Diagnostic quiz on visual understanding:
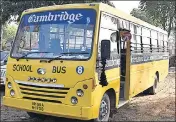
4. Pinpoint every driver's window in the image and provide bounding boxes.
[97,12,120,69]
[98,28,118,60]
